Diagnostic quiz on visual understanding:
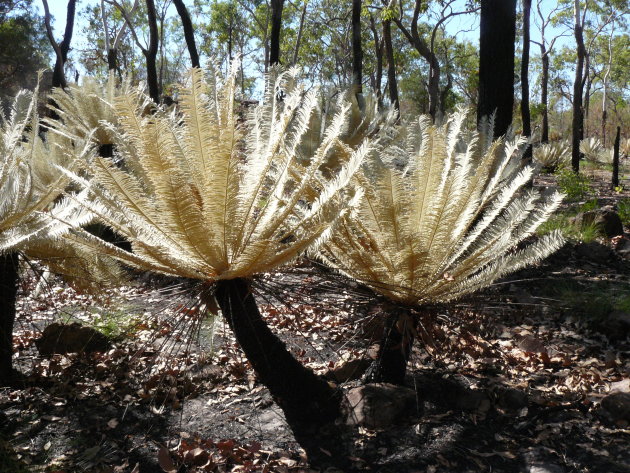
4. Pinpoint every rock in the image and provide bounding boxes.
[614,237,630,259]
[325,358,371,383]
[344,383,420,429]
[601,392,630,423]
[594,311,630,340]
[575,241,616,264]
[571,209,624,238]
[36,322,112,356]
[496,387,528,410]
